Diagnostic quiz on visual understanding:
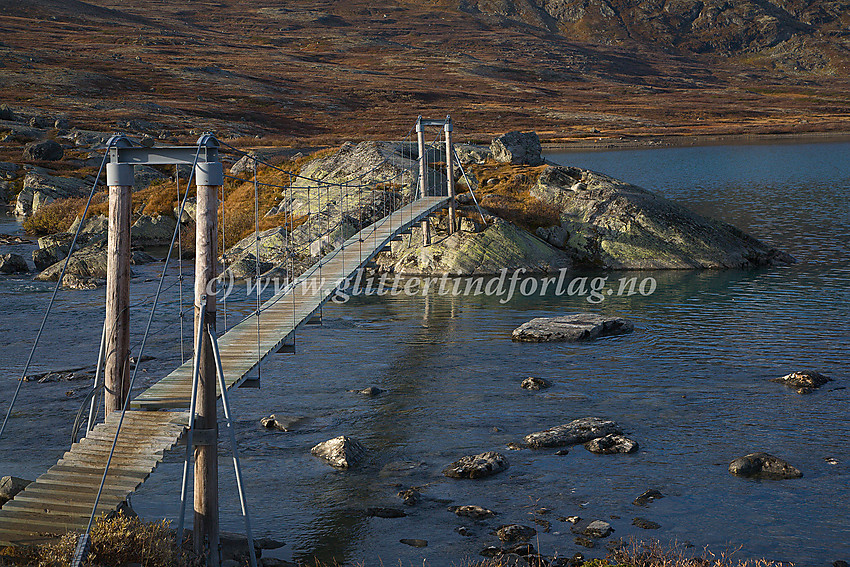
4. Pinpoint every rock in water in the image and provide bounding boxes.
[496,524,537,543]
[260,414,305,432]
[521,377,550,390]
[633,489,664,506]
[23,139,64,161]
[367,507,406,518]
[524,417,622,449]
[0,476,32,506]
[770,370,832,394]
[310,436,366,469]
[35,239,108,282]
[532,166,795,269]
[512,314,633,342]
[443,451,509,479]
[584,434,639,454]
[399,538,428,548]
[491,131,544,166]
[728,452,802,479]
[0,253,29,274]
[449,505,497,519]
[632,517,661,529]
[584,520,613,538]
